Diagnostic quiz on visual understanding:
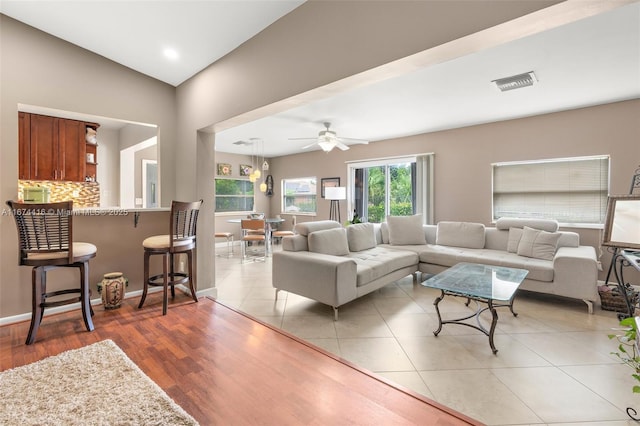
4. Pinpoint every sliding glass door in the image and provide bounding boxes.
[349,155,433,223]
